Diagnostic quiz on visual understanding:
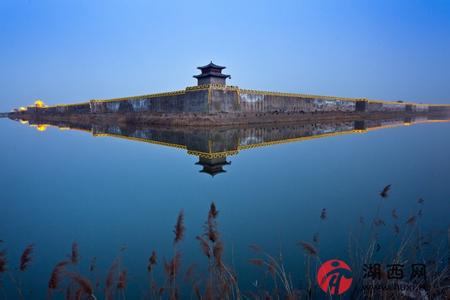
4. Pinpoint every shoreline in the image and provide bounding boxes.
[8,110,450,127]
